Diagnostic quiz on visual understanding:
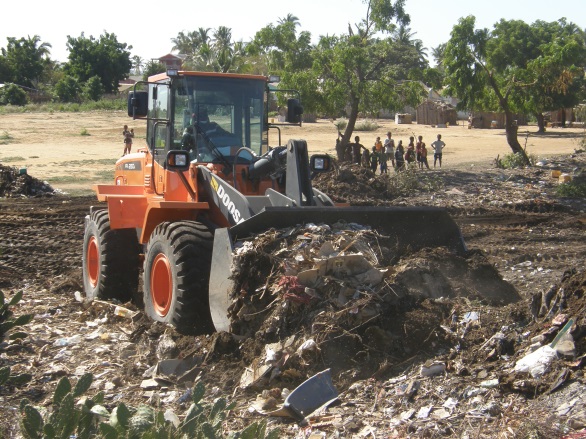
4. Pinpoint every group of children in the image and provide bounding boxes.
[352,132,446,174]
